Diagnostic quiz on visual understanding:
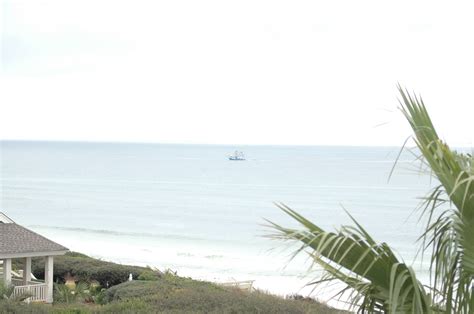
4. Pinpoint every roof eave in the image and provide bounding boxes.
[0,249,69,259]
